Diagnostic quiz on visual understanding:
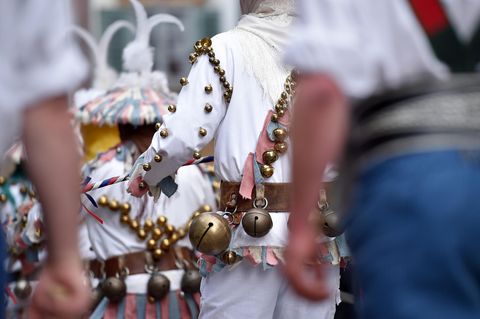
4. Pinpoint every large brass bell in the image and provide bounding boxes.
[242,199,273,238]
[189,213,231,255]
[147,273,170,300]
[181,270,202,294]
[14,279,32,300]
[322,210,343,238]
[101,277,126,302]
